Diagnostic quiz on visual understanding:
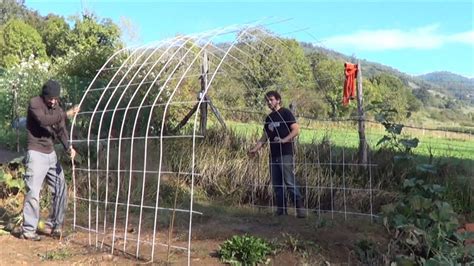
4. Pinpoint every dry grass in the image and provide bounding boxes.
[71,124,472,221]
